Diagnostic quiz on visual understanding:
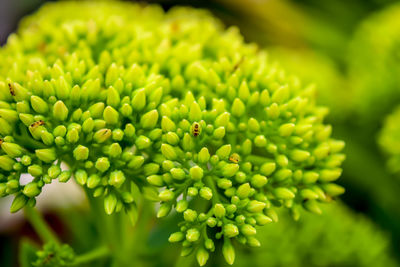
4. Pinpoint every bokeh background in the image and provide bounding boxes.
[1,0,400,266]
